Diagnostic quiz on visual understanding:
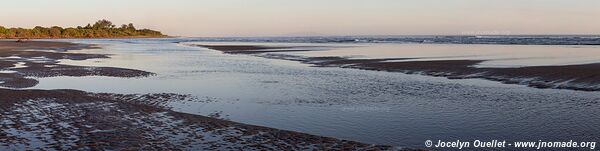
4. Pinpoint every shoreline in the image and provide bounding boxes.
[197,44,600,91]
[0,41,153,88]
[0,36,172,40]
[0,88,393,150]
[0,40,396,150]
